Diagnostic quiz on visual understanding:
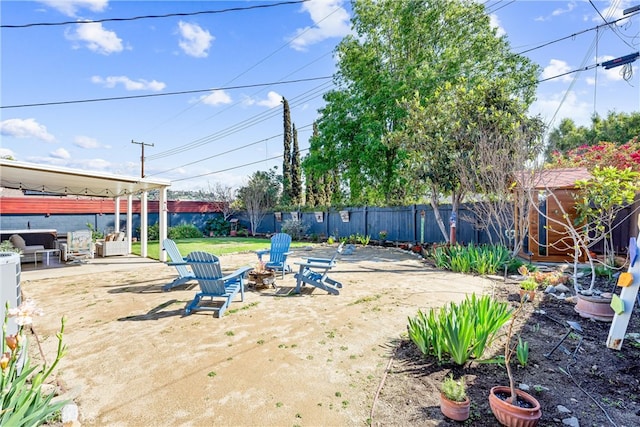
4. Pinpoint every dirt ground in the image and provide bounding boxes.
[21,245,640,426]
[21,245,492,426]
[373,265,640,427]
